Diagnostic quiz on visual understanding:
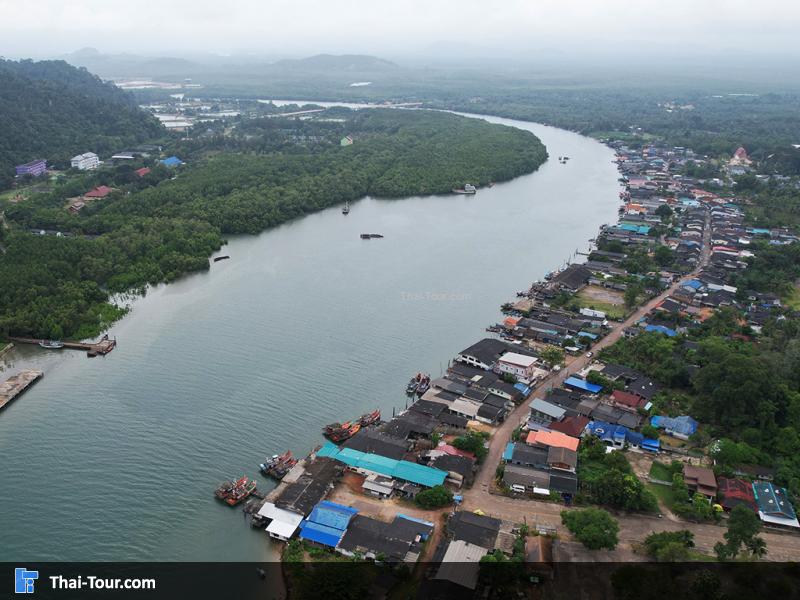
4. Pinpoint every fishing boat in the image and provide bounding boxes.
[225,478,257,506]
[360,233,371,239]
[213,255,230,262]
[452,183,477,194]
[406,378,419,395]
[359,409,381,427]
[342,201,350,215]
[215,475,253,504]
[259,450,298,480]
[368,233,383,238]
[415,373,431,396]
[39,340,64,349]
[323,420,361,443]
[323,420,350,436]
